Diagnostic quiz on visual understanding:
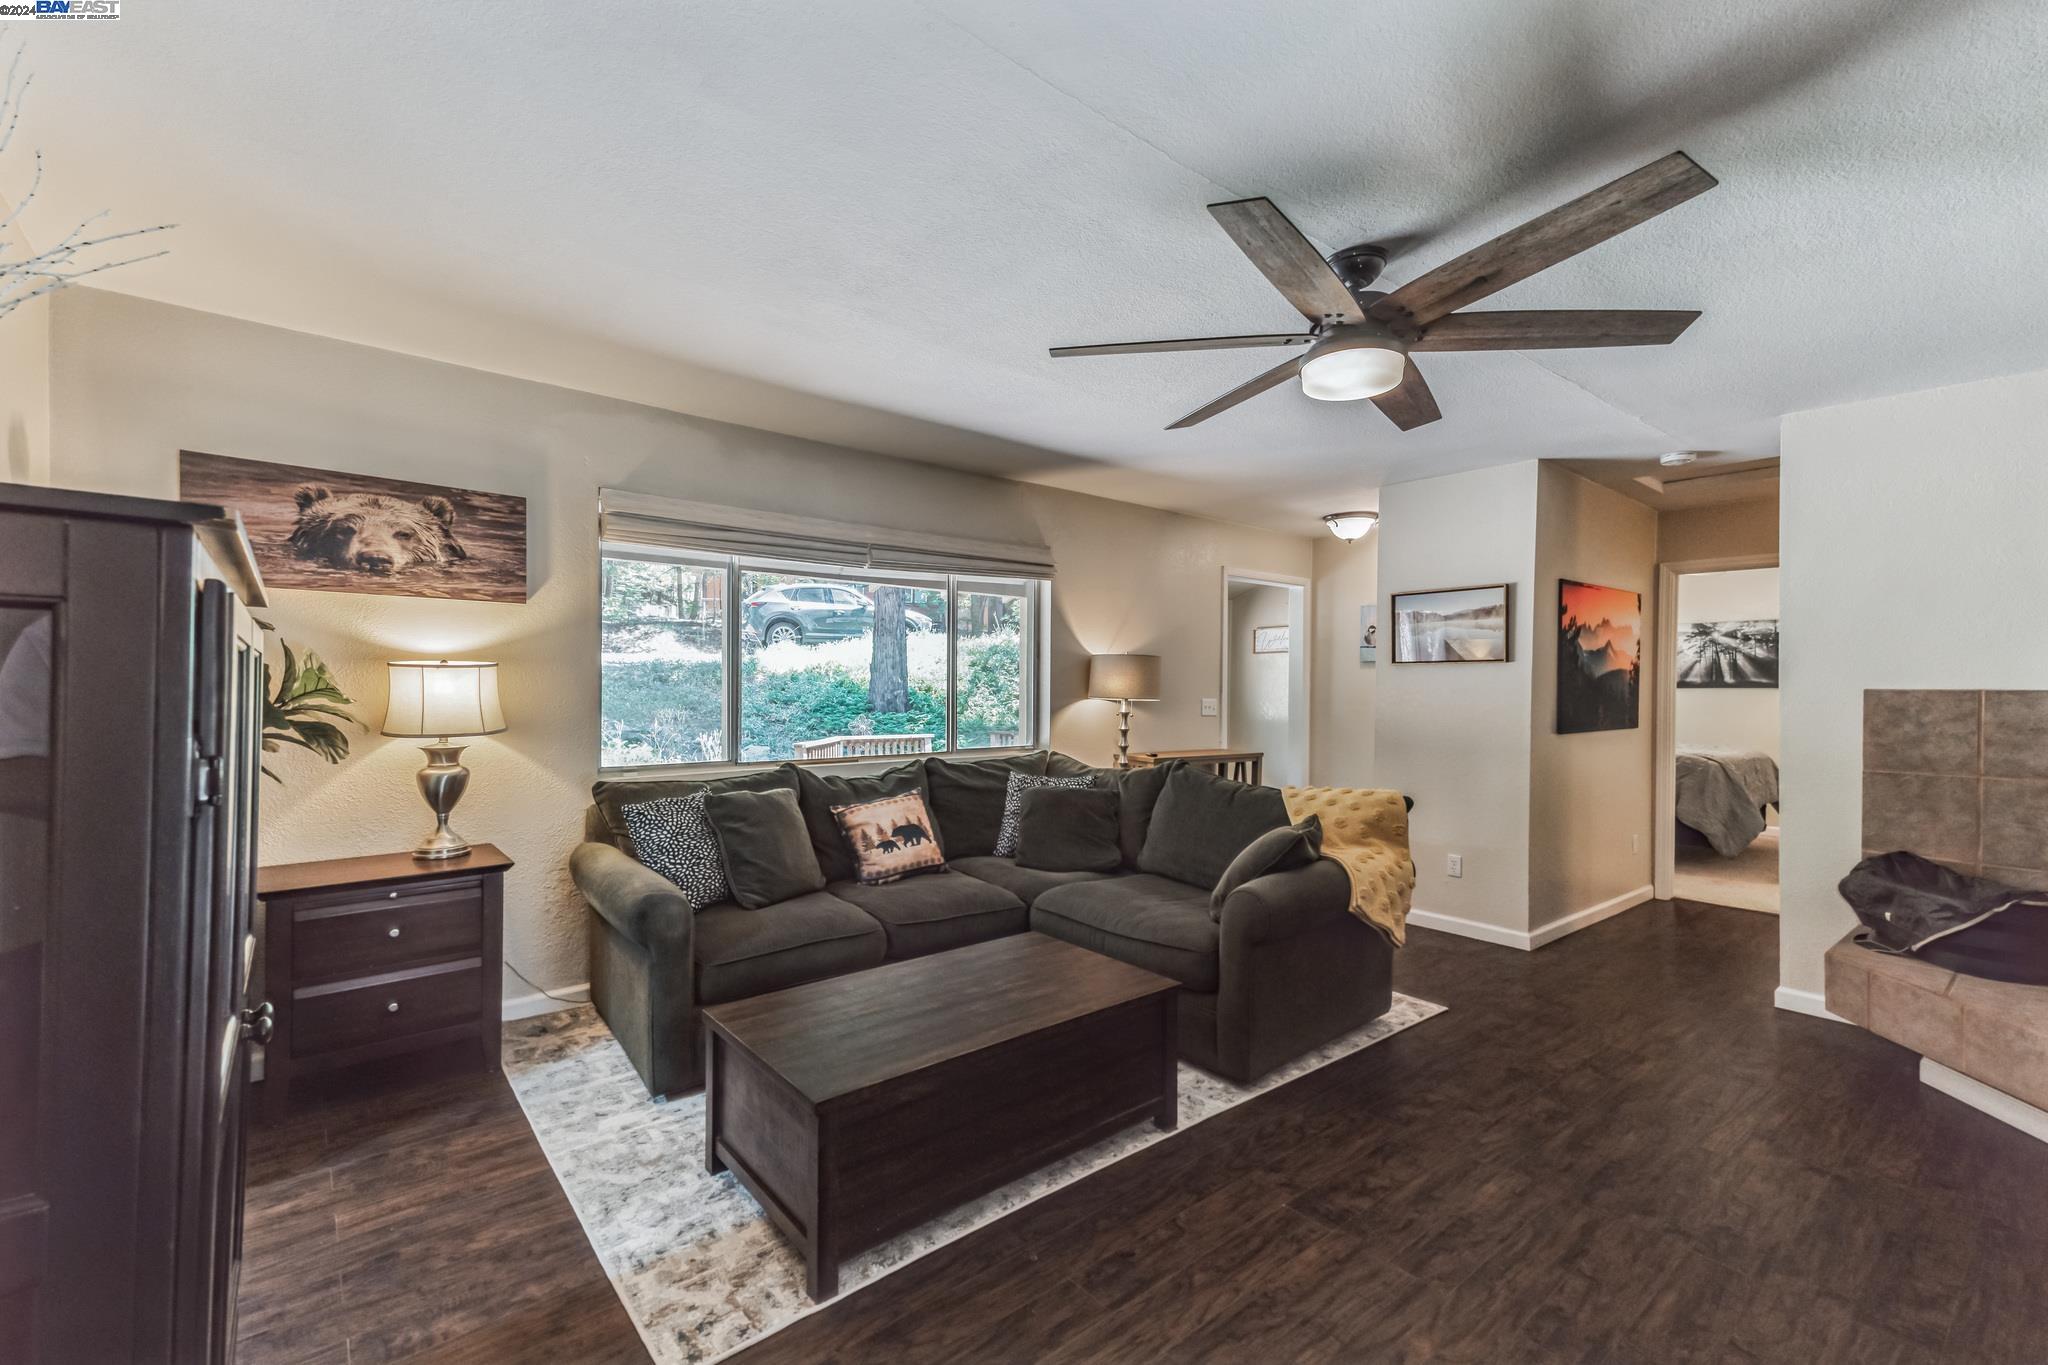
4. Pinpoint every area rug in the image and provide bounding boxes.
[503,992,1445,1365]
